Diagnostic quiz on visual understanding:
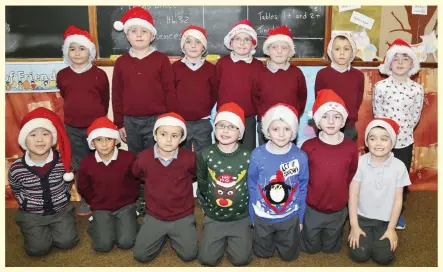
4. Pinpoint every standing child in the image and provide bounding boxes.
[197,102,253,266]
[132,113,197,263]
[57,25,110,216]
[374,38,424,230]
[8,107,79,256]
[300,89,358,254]
[173,25,217,153]
[348,118,410,265]
[216,19,263,150]
[77,117,139,252]
[254,26,307,145]
[315,33,364,141]
[248,103,309,261]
